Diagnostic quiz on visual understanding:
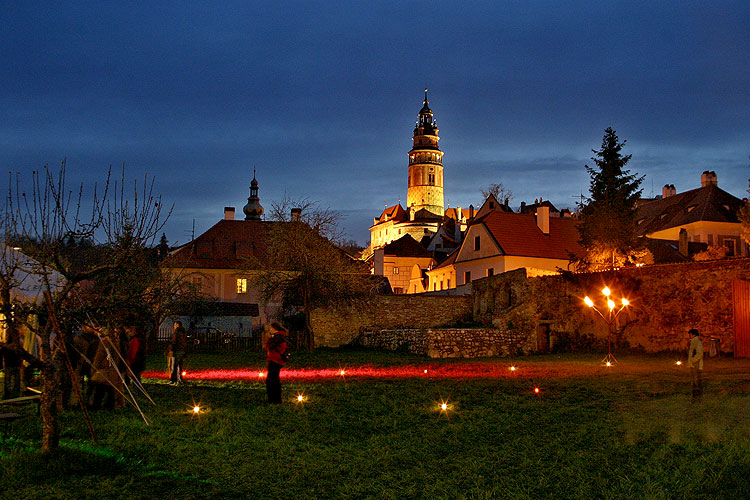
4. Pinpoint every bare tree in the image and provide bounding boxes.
[1,161,170,452]
[480,183,513,205]
[268,192,345,243]
[252,197,375,351]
